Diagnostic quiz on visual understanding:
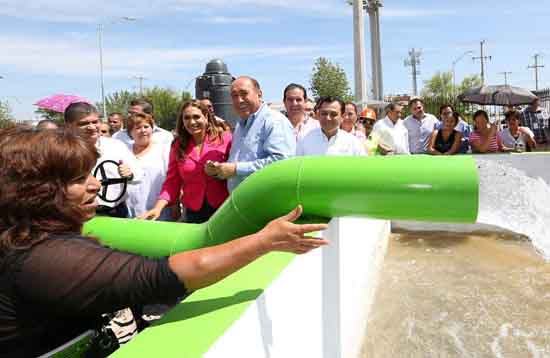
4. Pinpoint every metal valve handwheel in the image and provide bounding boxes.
[93,160,128,203]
